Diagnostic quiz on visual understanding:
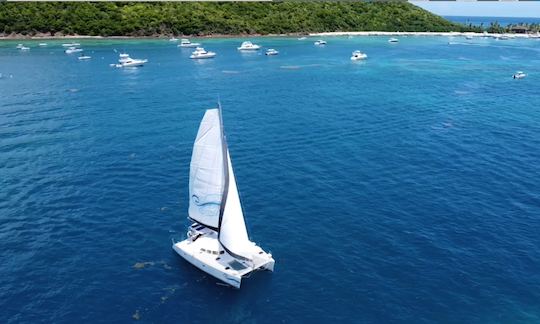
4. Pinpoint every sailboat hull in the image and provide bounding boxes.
[172,227,274,288]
